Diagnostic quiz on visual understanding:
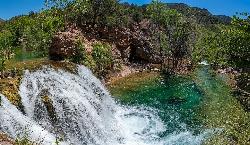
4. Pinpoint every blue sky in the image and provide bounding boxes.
[0,0,249,20]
